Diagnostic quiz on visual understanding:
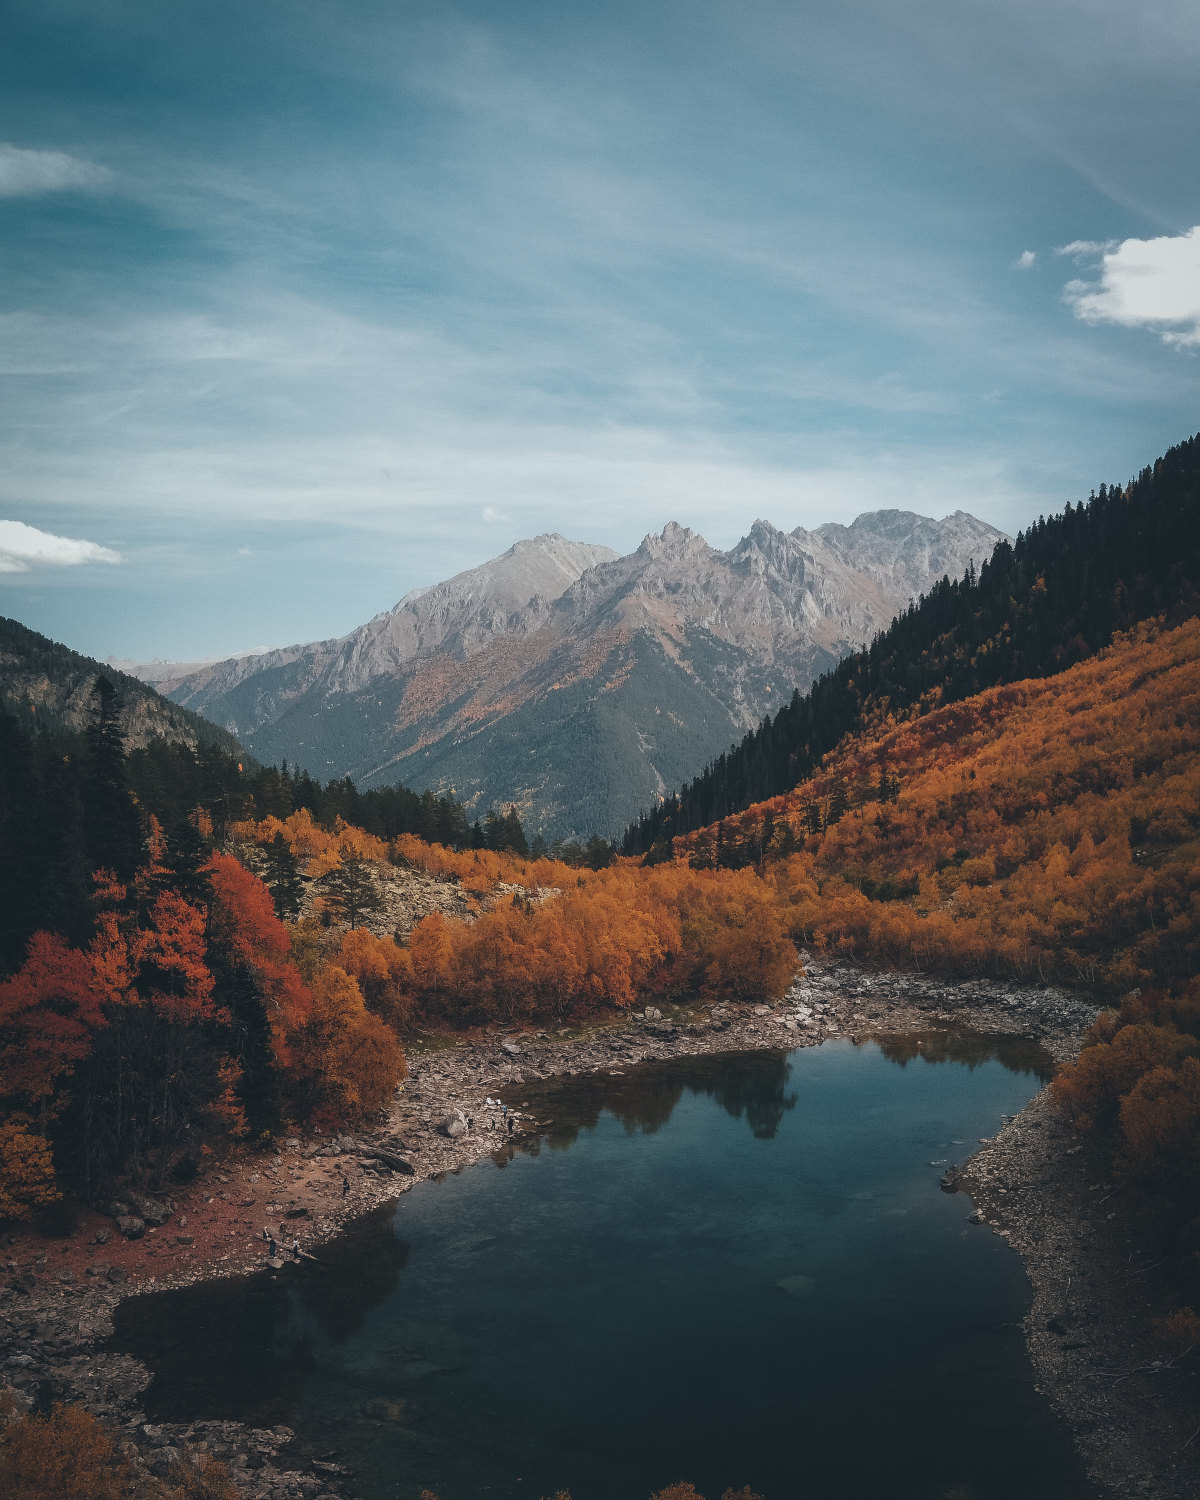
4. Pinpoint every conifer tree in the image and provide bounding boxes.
[82,678,143,882]
[263,832,304,919]
[318,849,382,929]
